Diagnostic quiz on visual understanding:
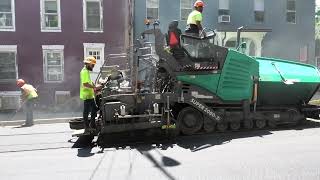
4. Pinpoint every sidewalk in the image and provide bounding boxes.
[0,110,82,126]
